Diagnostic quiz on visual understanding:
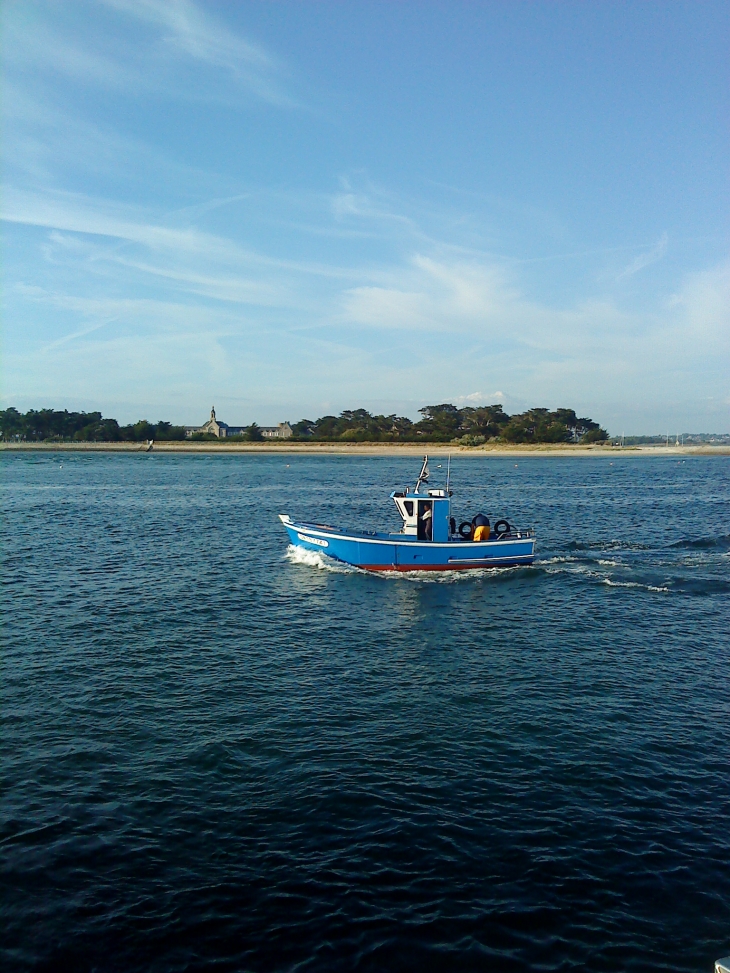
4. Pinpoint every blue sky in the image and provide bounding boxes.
[2,0,728,433]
